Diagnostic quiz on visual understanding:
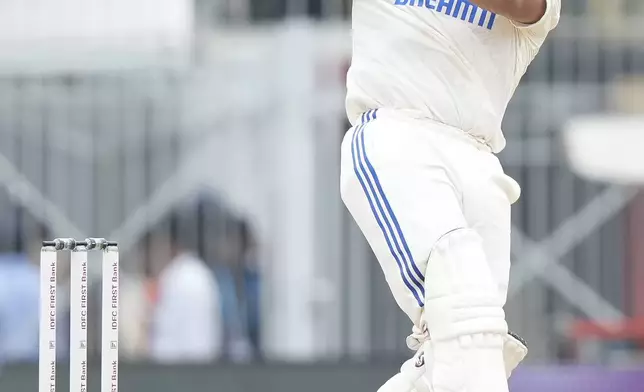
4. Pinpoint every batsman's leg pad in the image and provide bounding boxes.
[424,229,509,392]
[378,341,433,392]
[378,330,528,392]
